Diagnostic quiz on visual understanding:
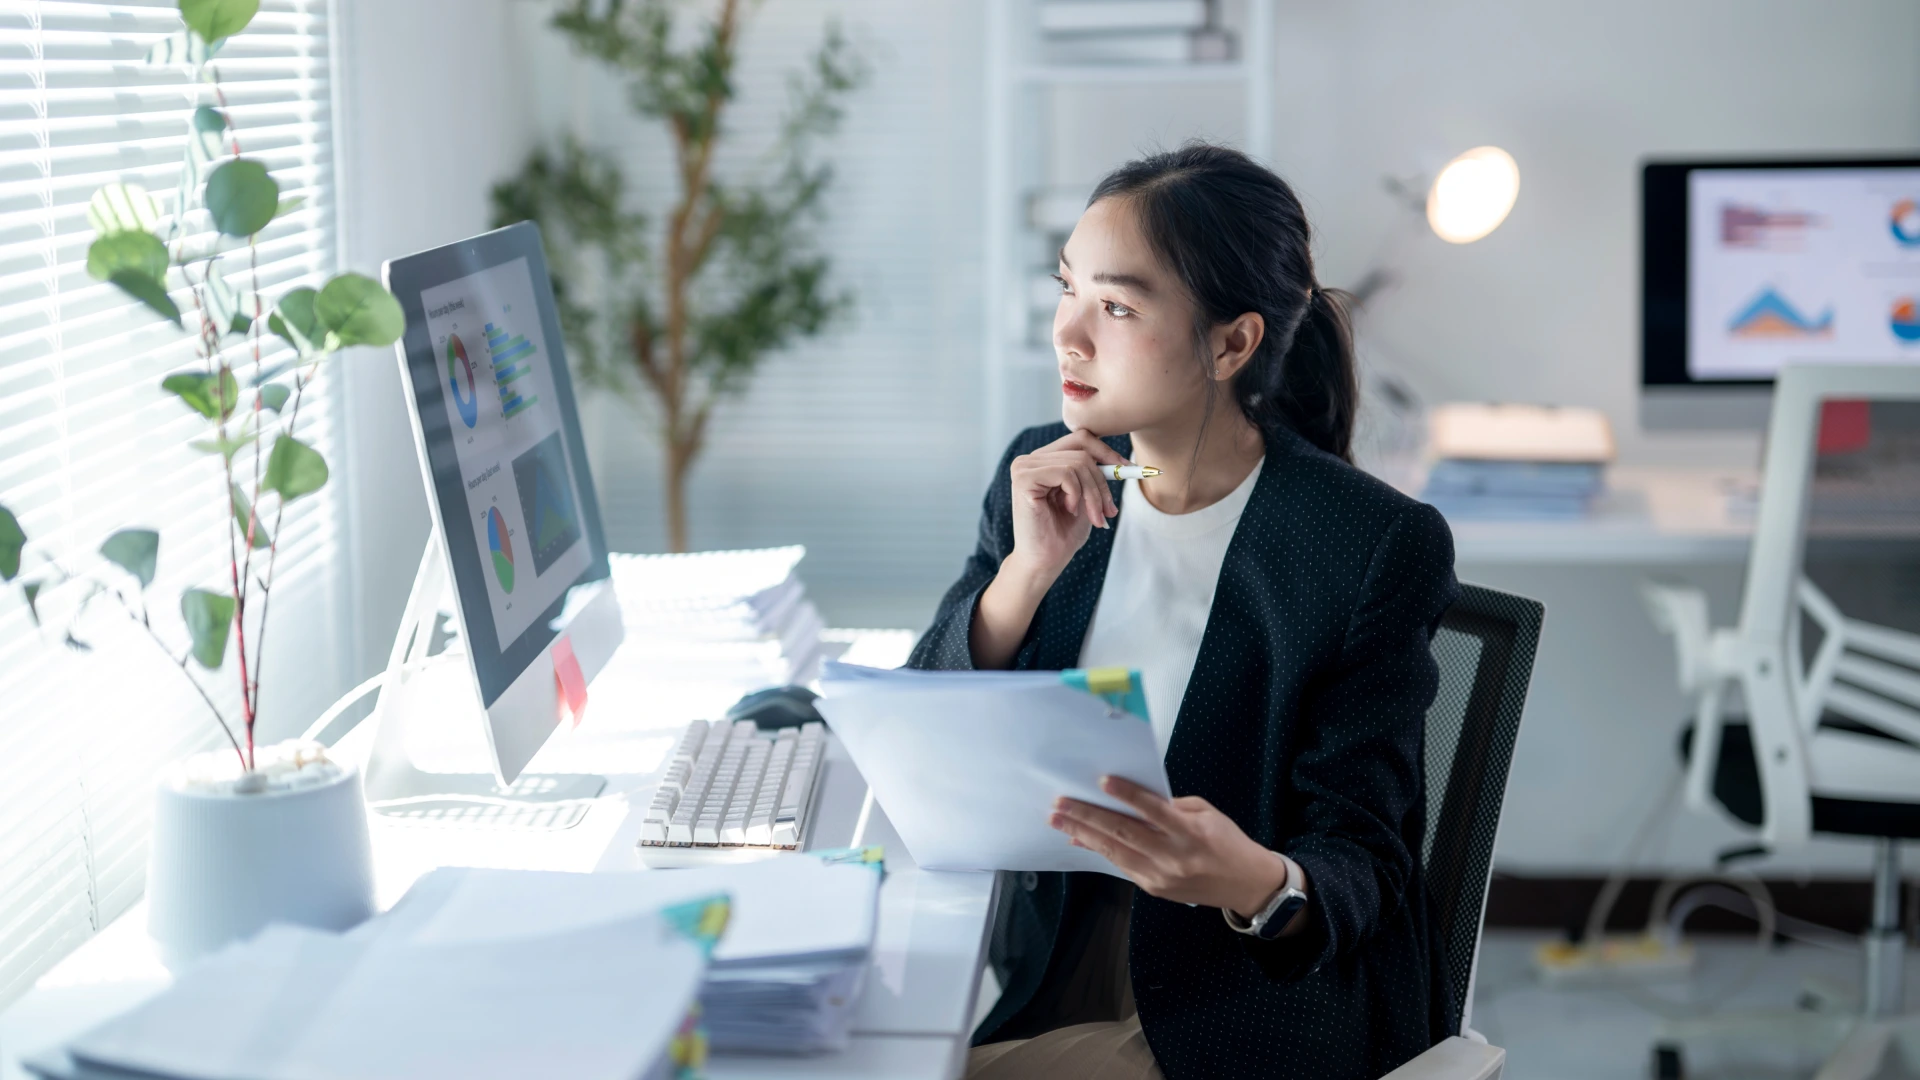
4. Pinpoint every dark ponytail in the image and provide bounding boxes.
[1088,144,1359,462]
